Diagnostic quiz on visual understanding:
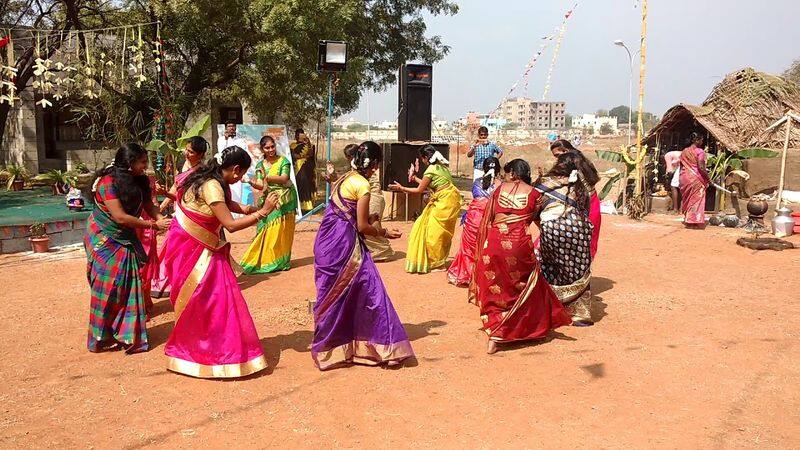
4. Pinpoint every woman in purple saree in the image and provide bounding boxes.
[312,141,413,370]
